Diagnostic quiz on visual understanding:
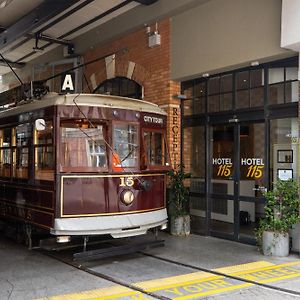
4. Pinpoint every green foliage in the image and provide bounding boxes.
[168,165,191,217]
[255,179,300,247]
